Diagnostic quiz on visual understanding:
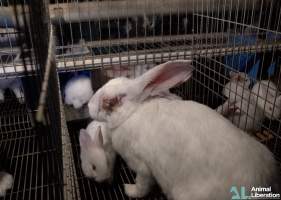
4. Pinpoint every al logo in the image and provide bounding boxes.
[230,186,249,200]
